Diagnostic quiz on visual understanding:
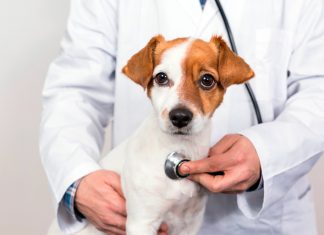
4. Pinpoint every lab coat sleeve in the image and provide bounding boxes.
[237,0,324,218]
[39,0,118,233]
